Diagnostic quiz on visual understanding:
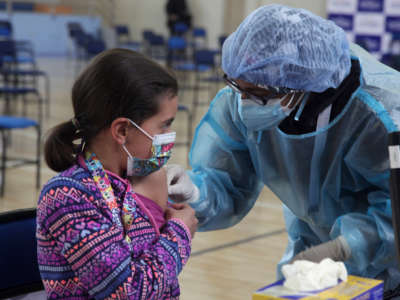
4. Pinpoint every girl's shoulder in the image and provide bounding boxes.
[131,168,167,210]
[38,164,95,205]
